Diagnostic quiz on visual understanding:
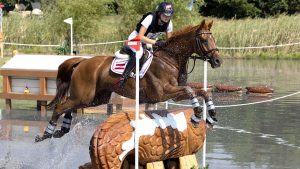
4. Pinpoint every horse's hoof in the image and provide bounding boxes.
[206,116,218,127]
[35,132,52,142]
[191,115,201,128]
[191,119,200,128]
[53,129,69,138]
